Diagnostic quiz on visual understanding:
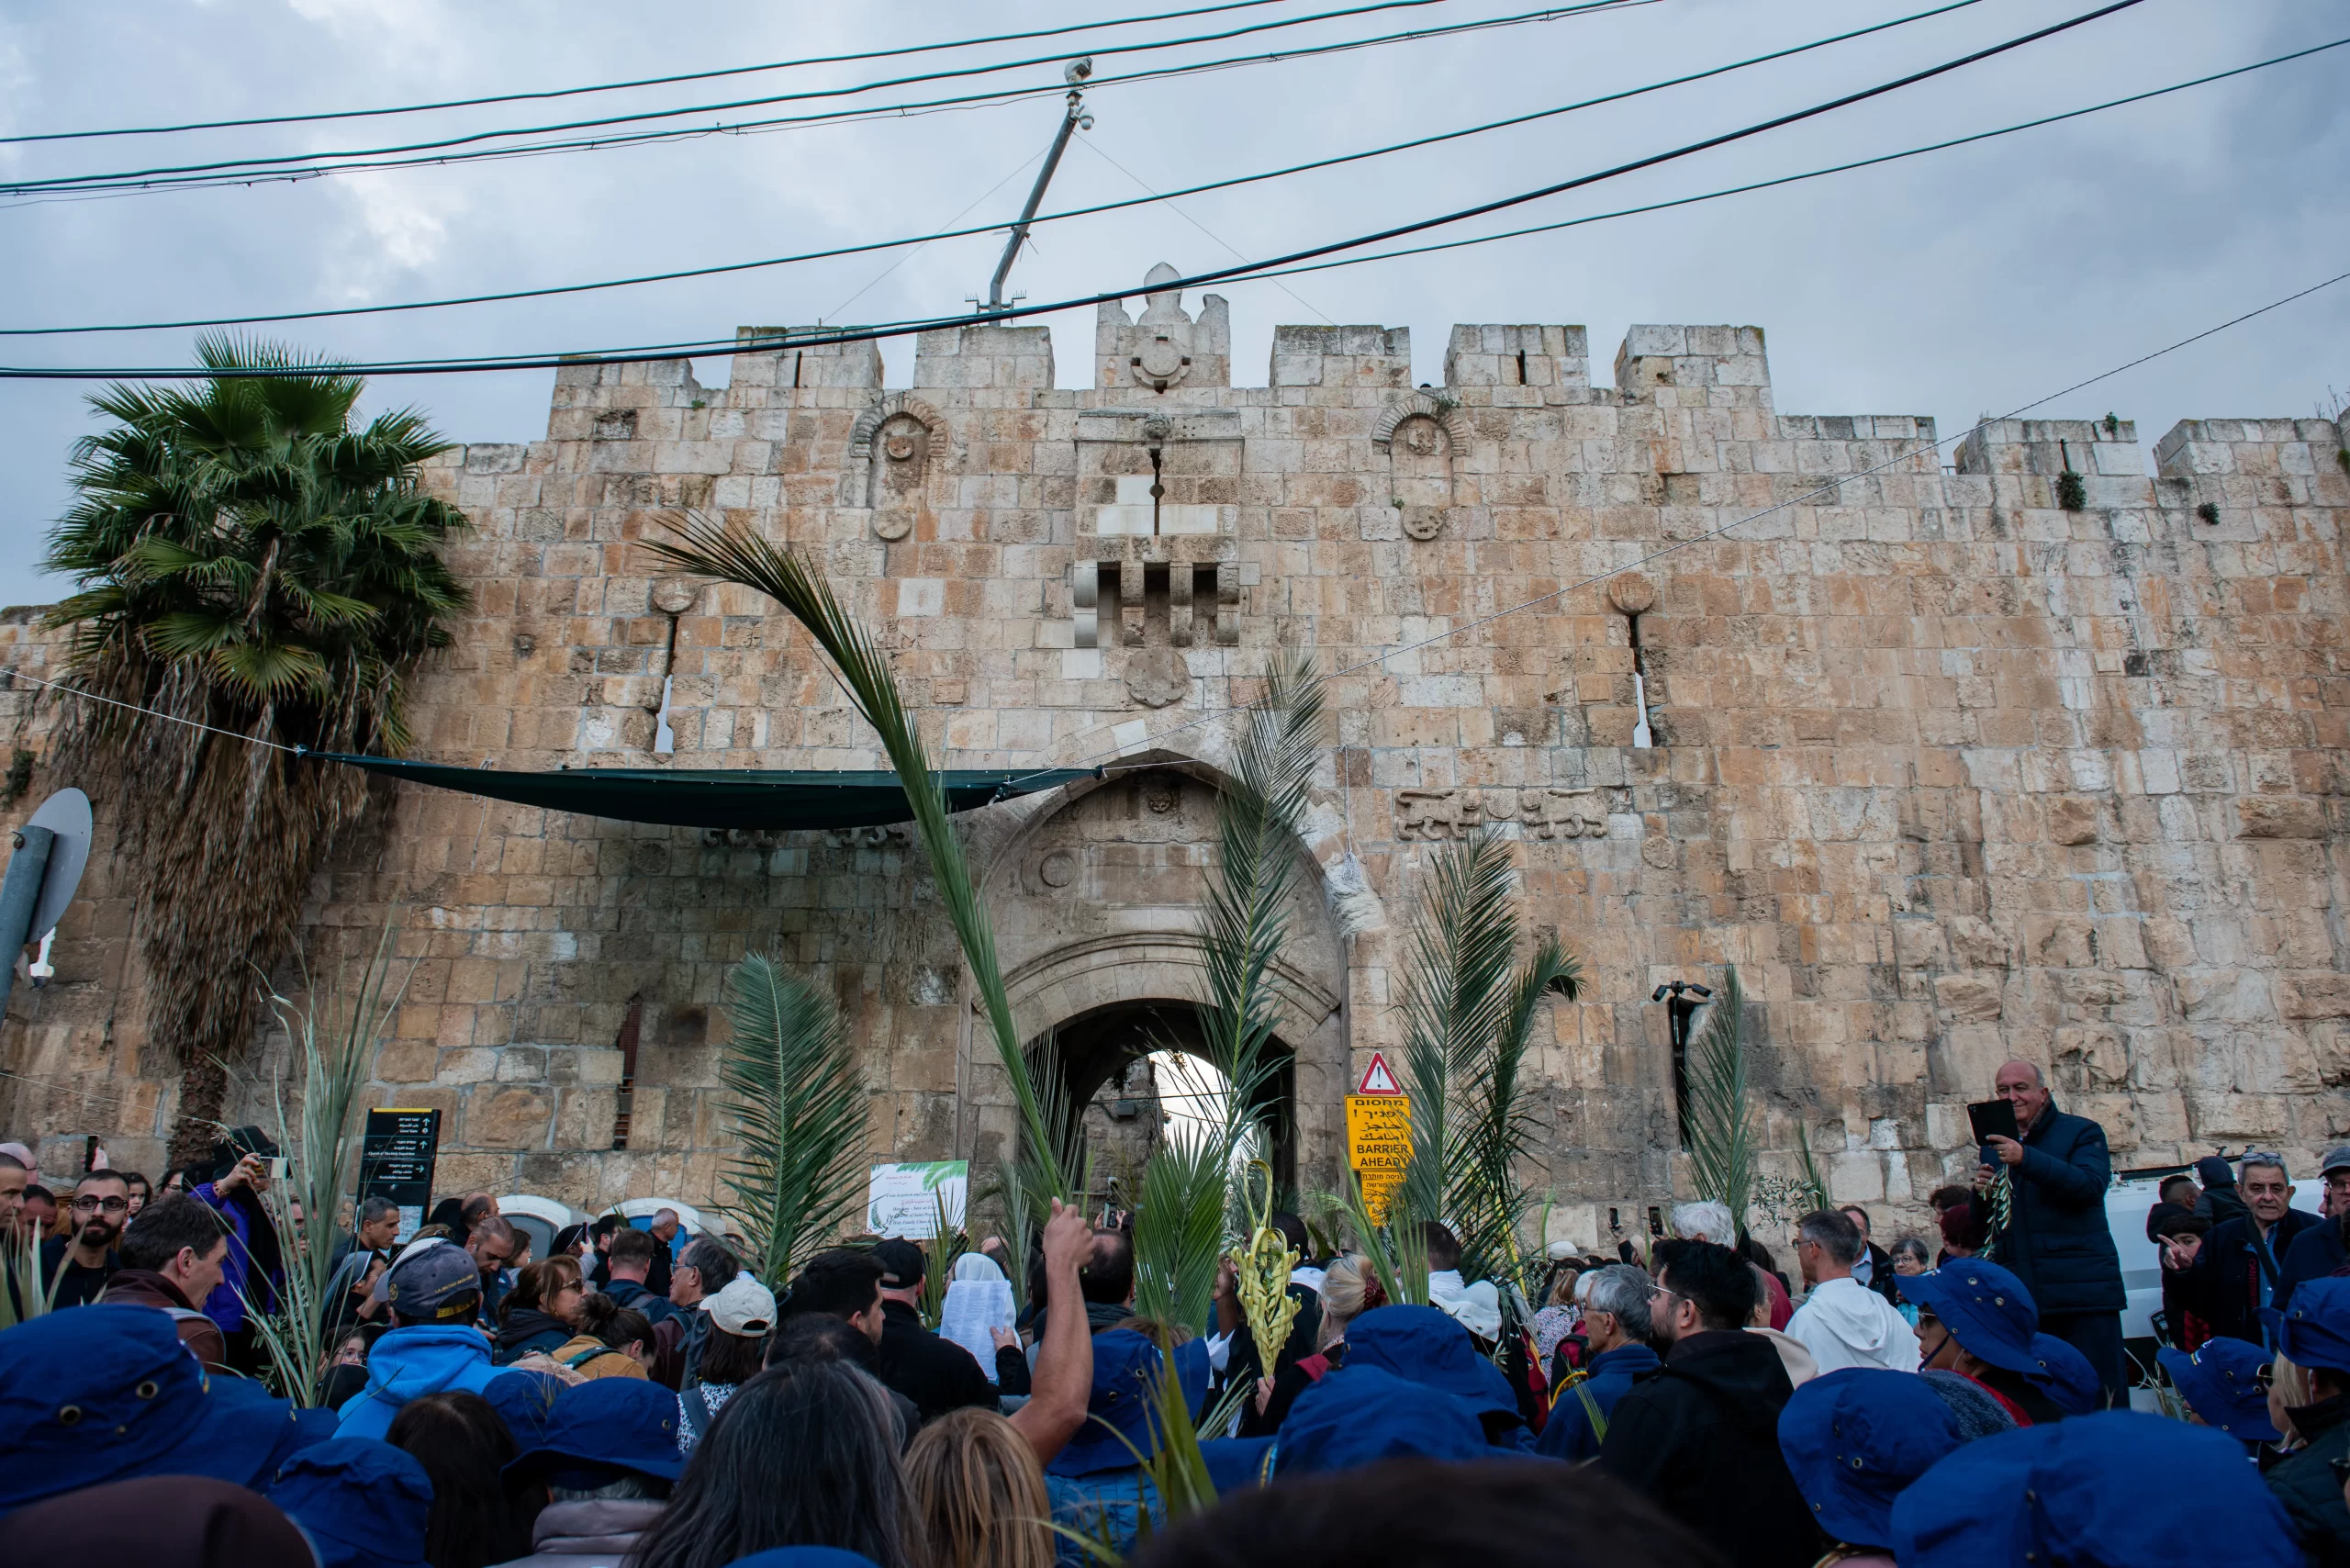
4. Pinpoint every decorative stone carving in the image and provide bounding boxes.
[1096,263,1232,392]
[843,394,953,533]
[649,578,700,614]
[1376,395,1466,541]
[1125,646,1189,709]
[1396,788,1610,841]
[699,824,907,850]
[1606,573,1657,615]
